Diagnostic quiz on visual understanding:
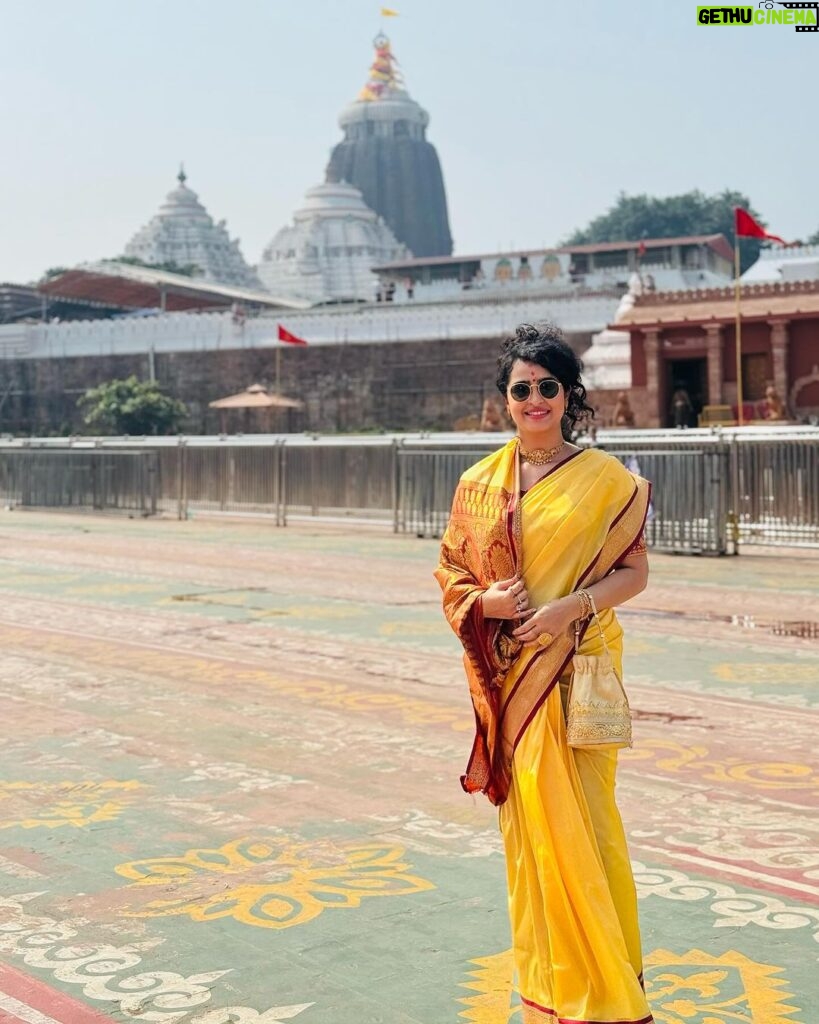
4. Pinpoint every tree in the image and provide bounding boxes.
[564,189,765,273]
[78,376,187,435]
[808,227,819,245]
[41,266,69,280]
